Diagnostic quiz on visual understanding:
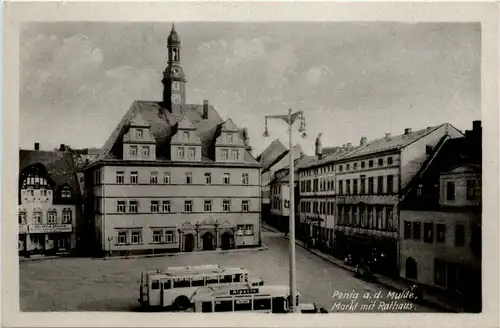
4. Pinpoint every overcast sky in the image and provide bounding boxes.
[20,22,480,156]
